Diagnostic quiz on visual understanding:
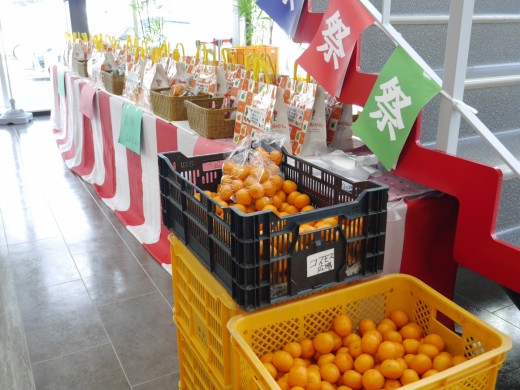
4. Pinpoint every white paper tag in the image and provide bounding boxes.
[307,248,335,277]
[244,105,266,129]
